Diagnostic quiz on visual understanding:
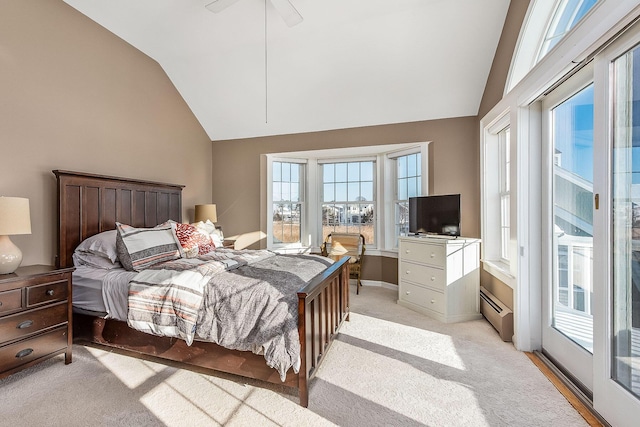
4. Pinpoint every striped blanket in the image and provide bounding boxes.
[127,249,275,345]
